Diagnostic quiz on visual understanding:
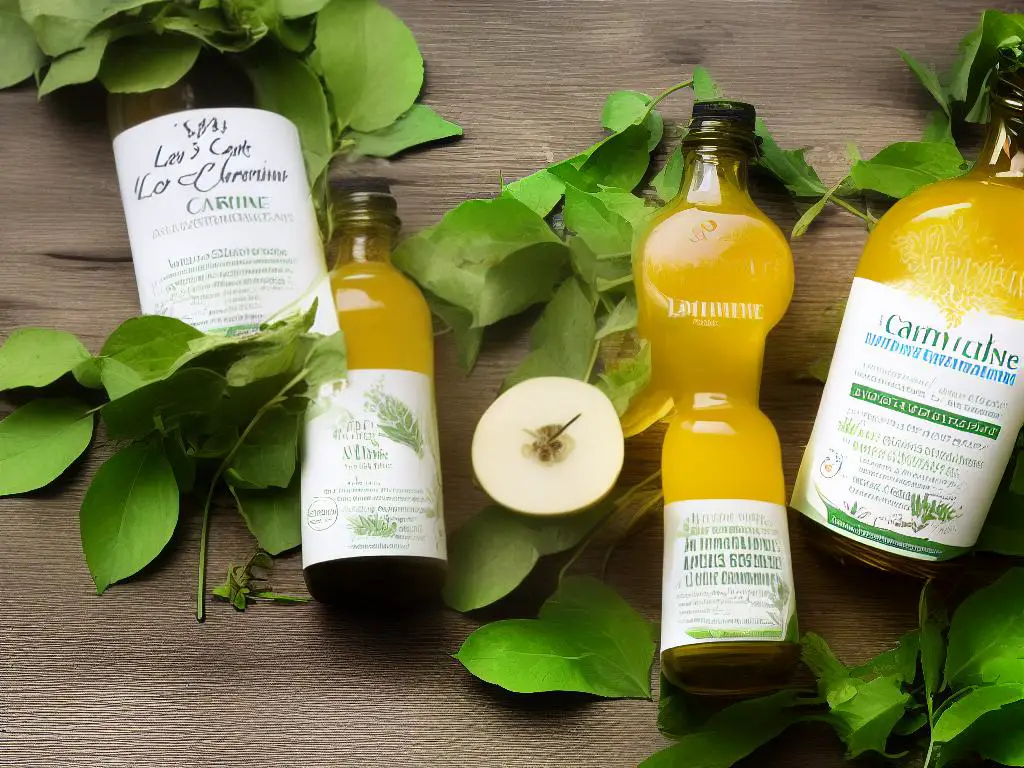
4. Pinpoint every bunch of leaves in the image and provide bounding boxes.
[0,0,462,186]
[792,10,1024,237]
[0,302,347,619]
[392,69,850,416]
[212,549,309,611]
